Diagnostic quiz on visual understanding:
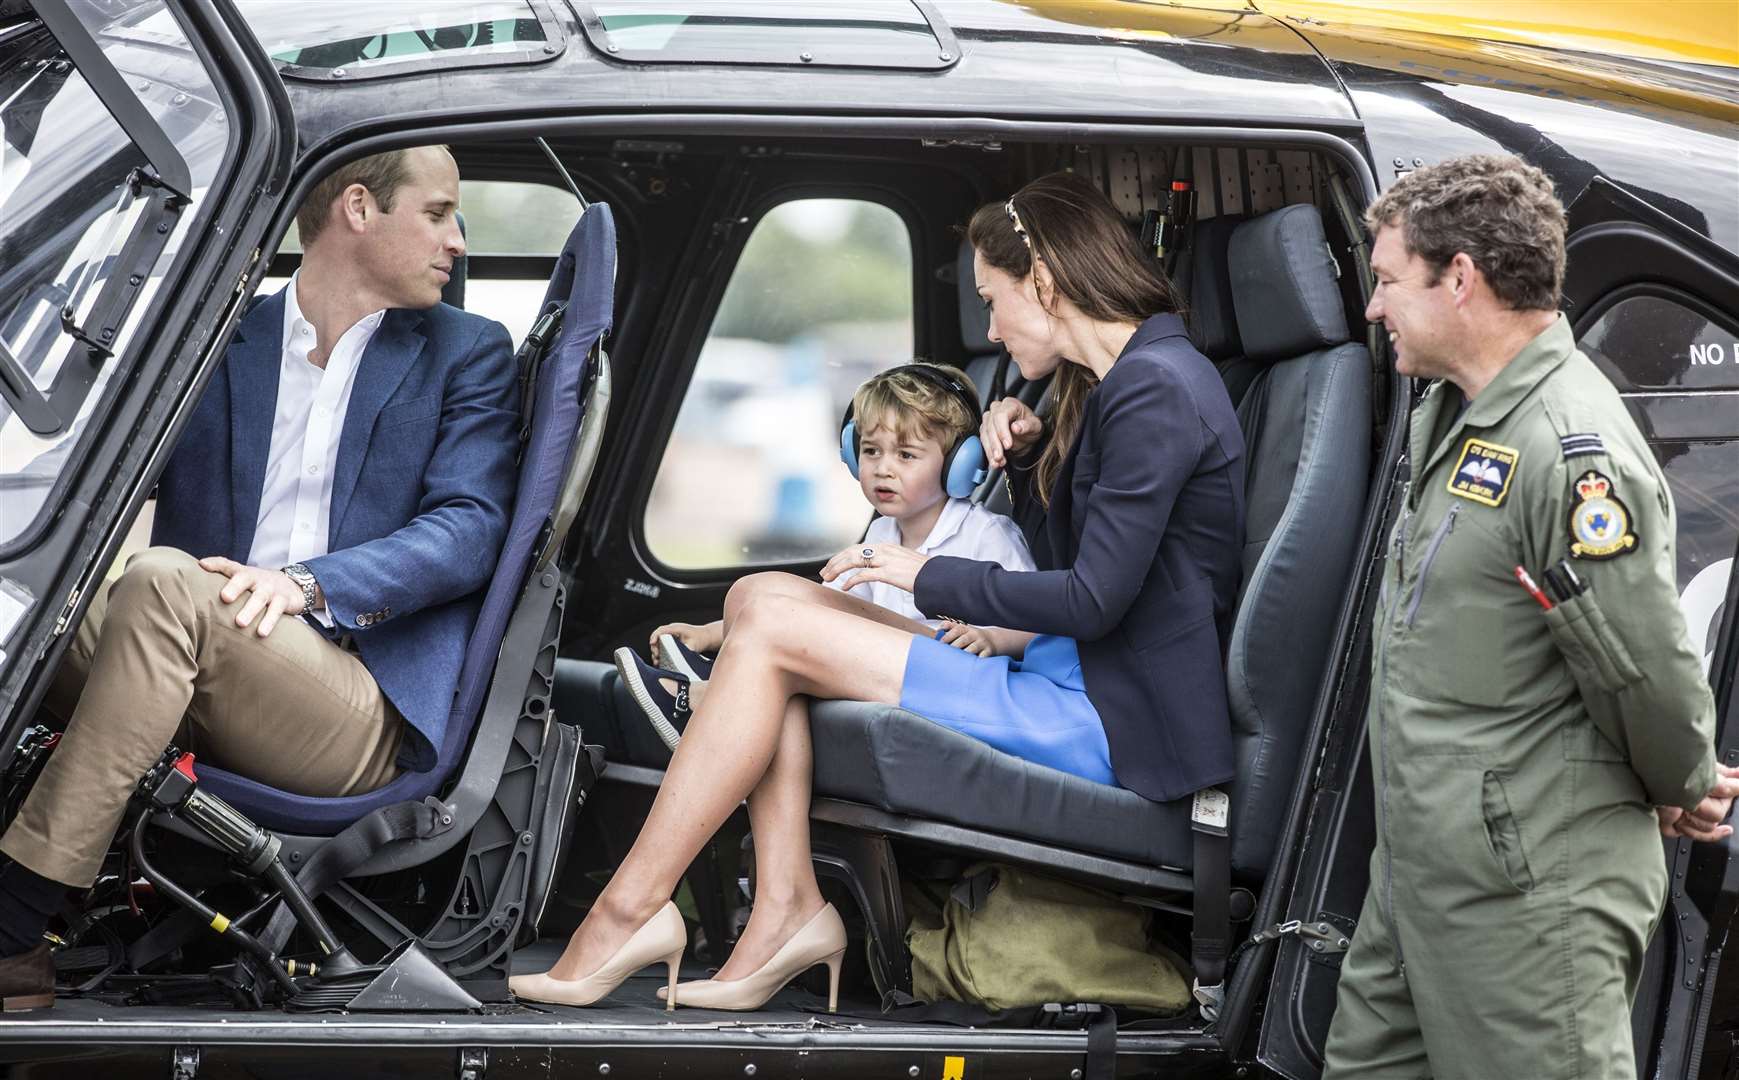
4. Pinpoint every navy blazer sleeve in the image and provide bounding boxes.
[915,358,1203,640]
[305,320,518,628]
